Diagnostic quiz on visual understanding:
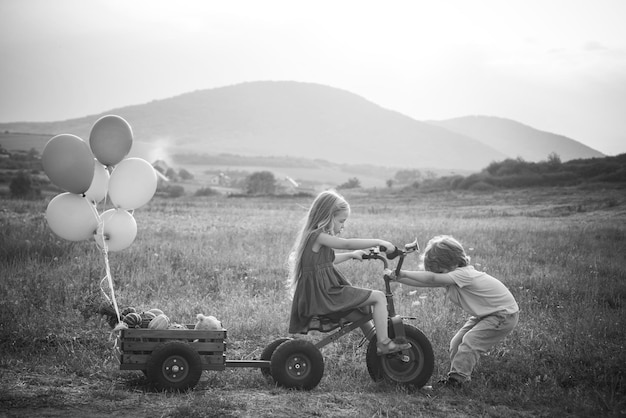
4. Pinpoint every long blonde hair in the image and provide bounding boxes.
[287,190,350,294]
